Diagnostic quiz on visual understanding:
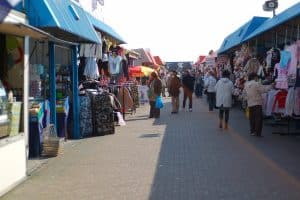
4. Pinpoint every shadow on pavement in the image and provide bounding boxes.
[148,96,300,199]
